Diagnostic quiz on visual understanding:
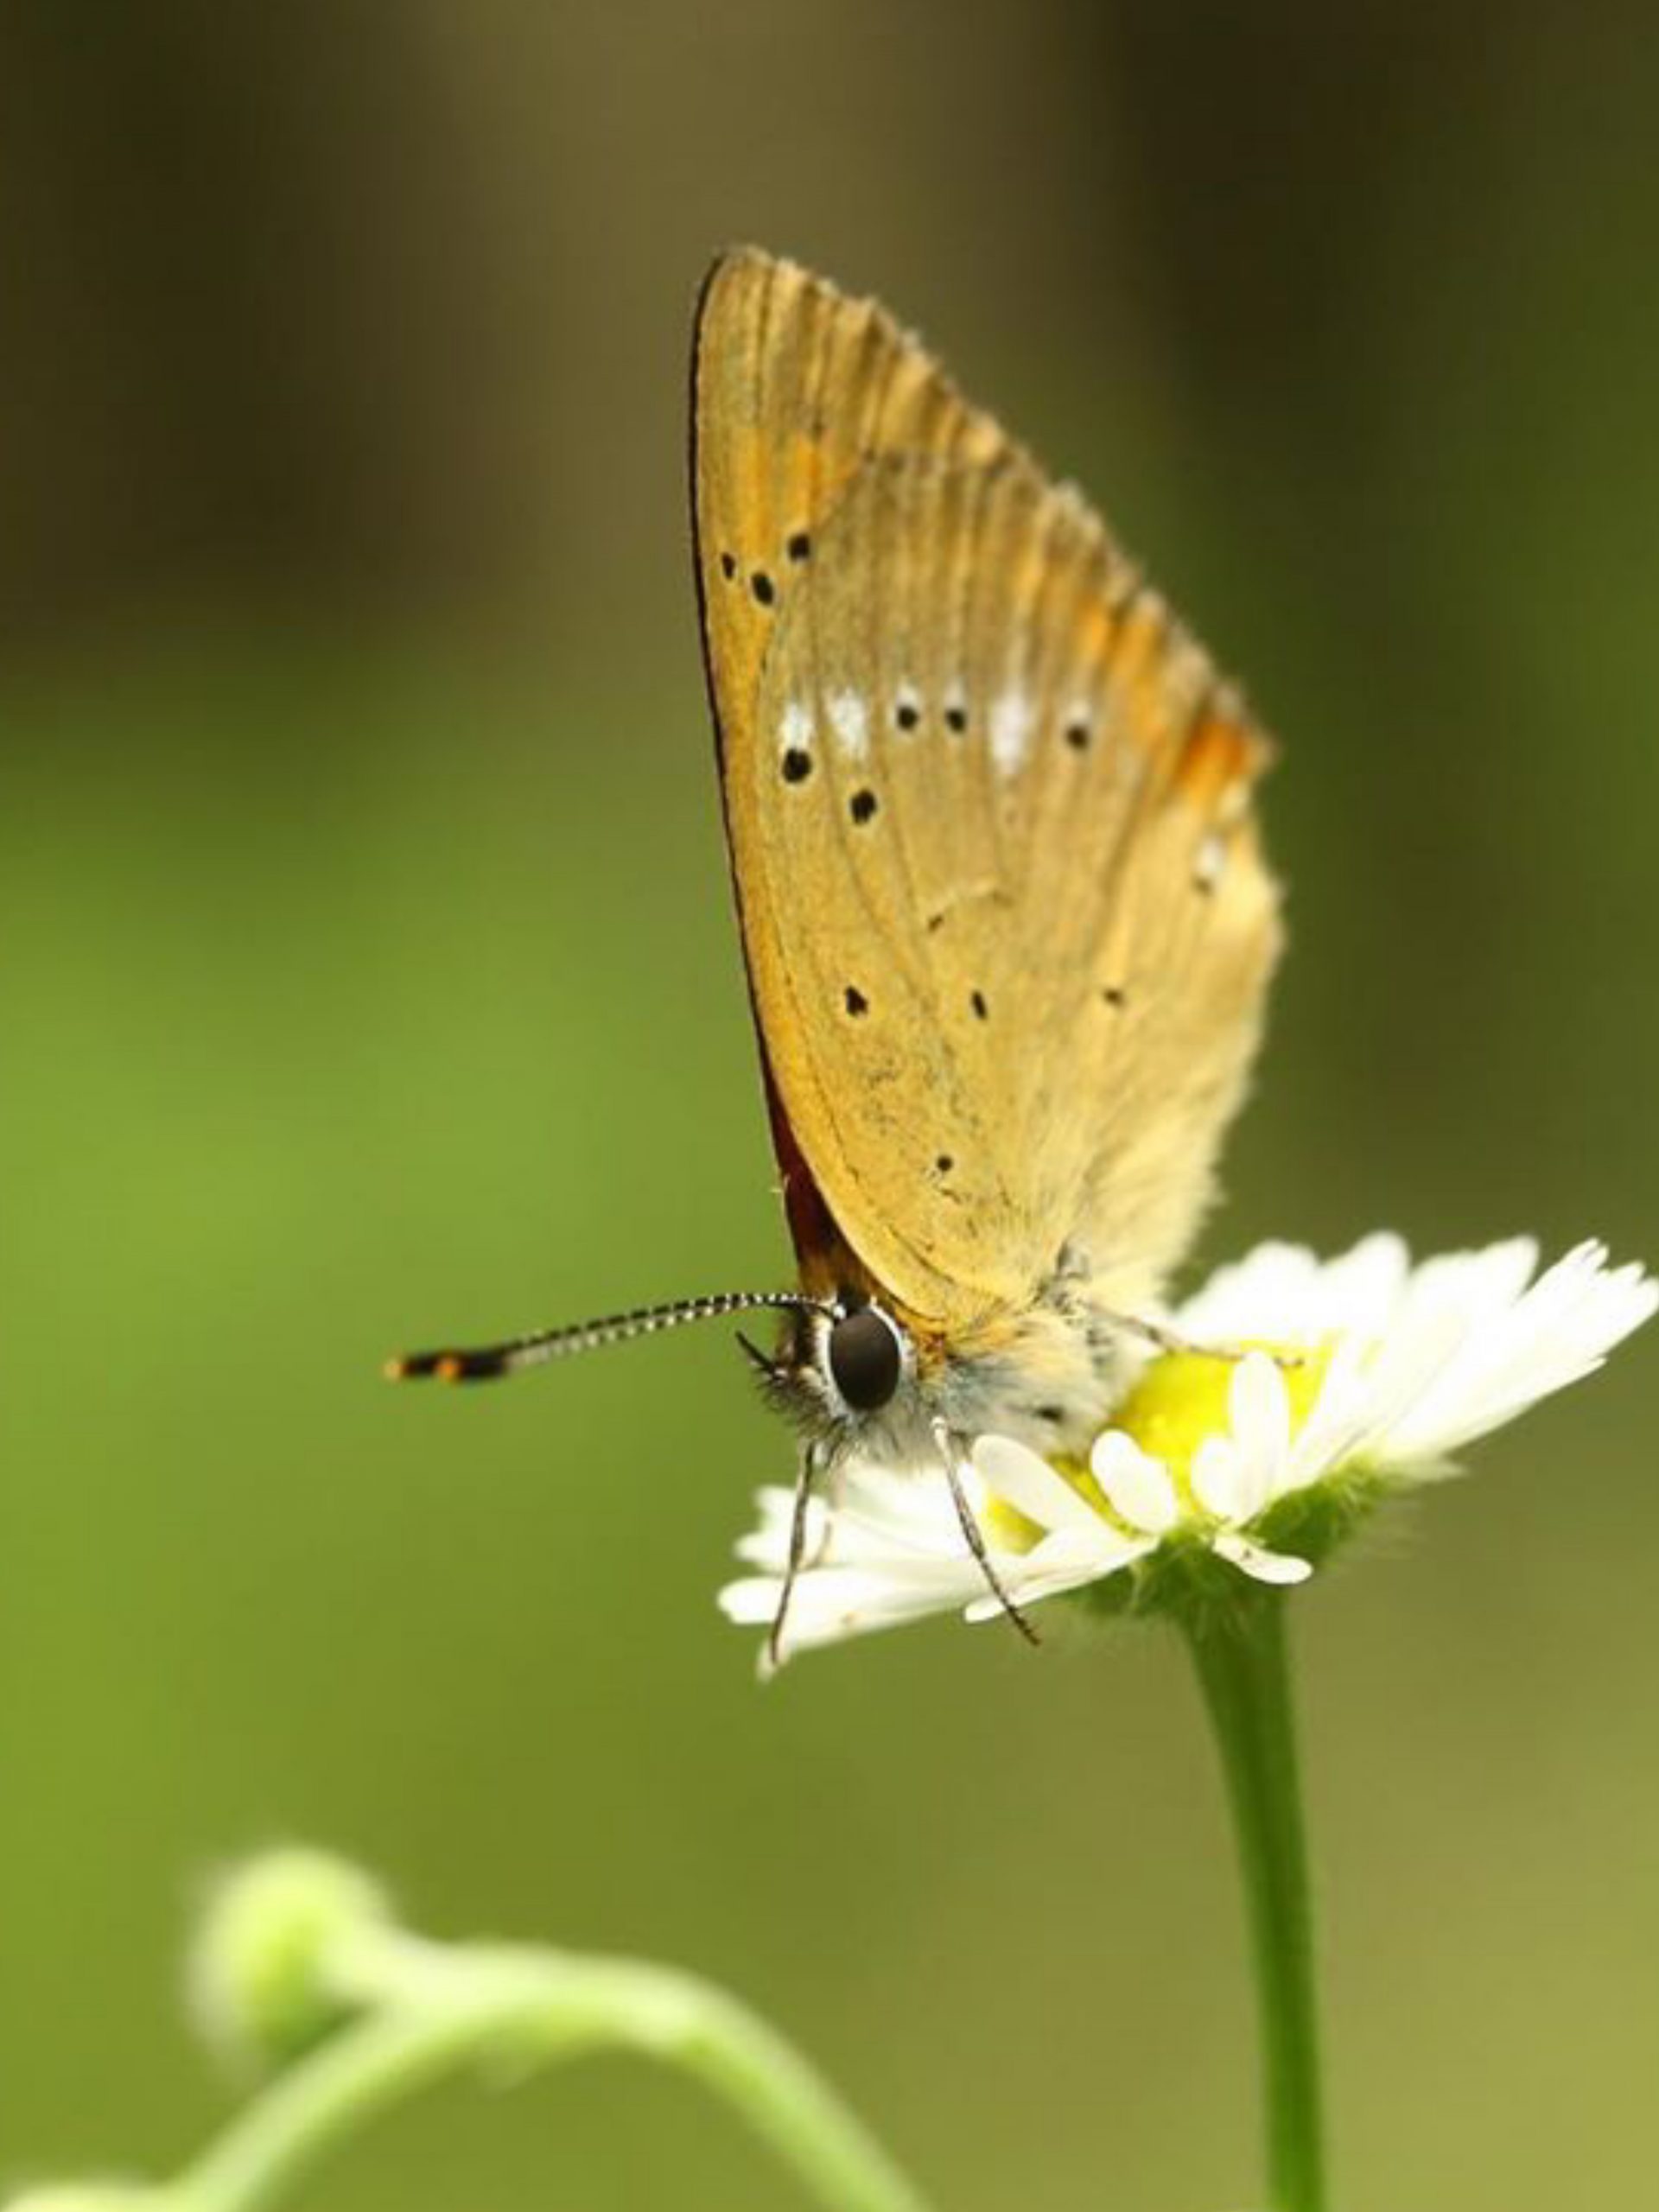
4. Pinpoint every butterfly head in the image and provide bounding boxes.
[745,1289,928,1457]
[746,1273,1121,1470]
